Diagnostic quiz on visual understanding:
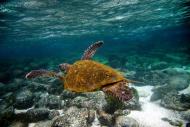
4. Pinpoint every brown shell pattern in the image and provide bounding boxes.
[64,60,125,92]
